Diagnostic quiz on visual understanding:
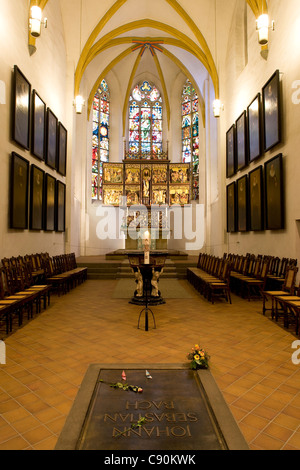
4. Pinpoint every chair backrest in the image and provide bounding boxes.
[253,257,262,277]
[260,259,271,279]
[283,267,299,293]
[0,266,13,298]
[246,255,255,275]
[233,255,241,271]
[220,261,232,283]
[270,257,280,275]
[240,256,248,274]
[278,258,288,278]
[217,259,224,277]
[197,253,202,268]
